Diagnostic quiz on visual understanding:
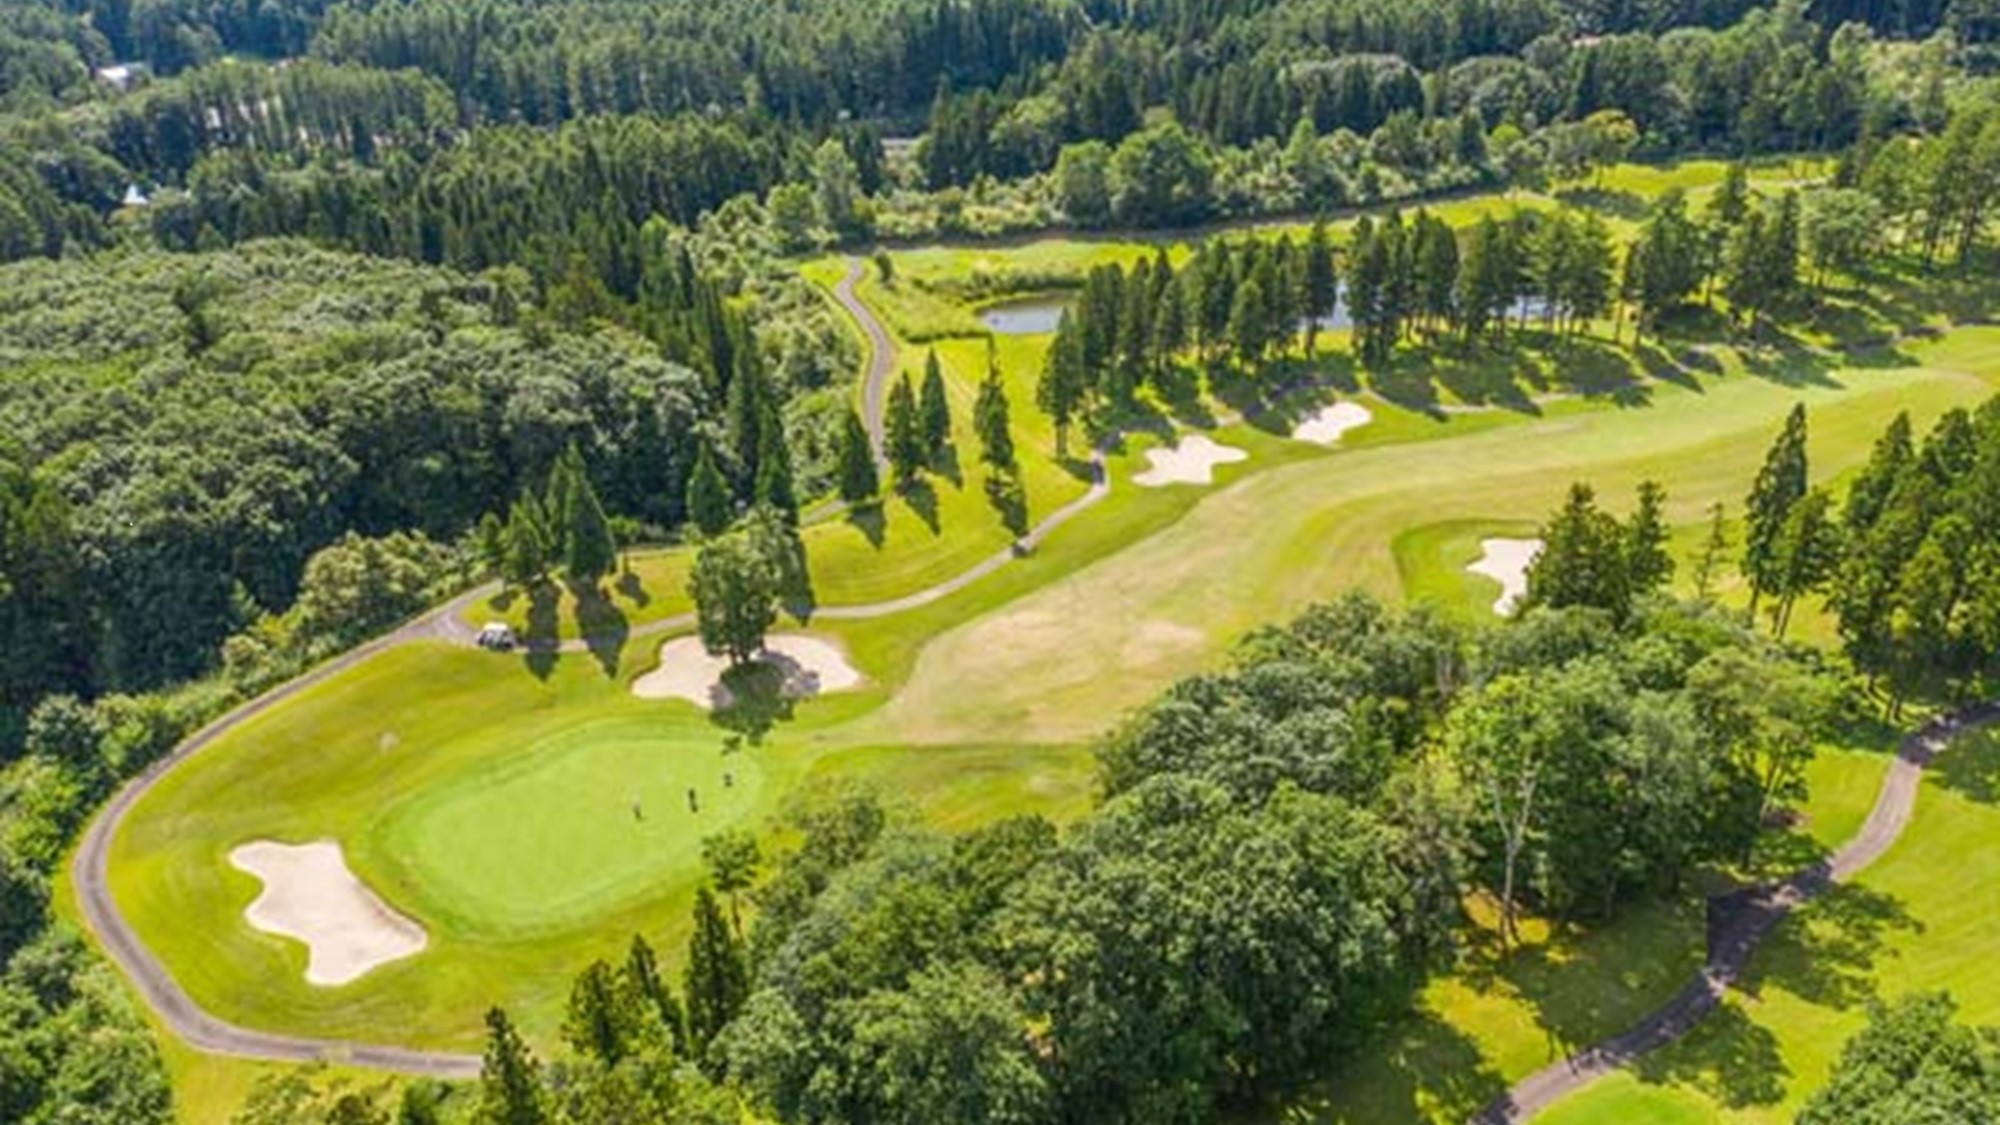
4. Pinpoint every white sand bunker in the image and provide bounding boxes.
[631,633,863,710]
[1133,434,1248,487]
[1292,401,1373,444]
[1467,538,1544,617]
[229,841,427,986]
